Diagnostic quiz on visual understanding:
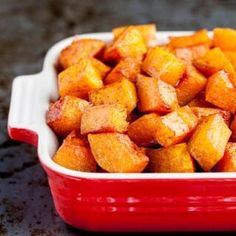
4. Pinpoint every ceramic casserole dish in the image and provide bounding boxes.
[8,32,236,232]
